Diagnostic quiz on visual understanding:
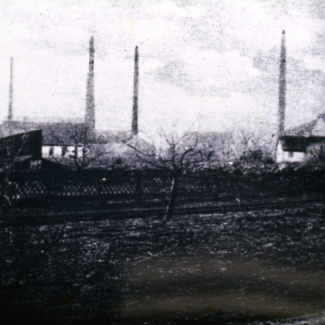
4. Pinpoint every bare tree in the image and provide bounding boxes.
[124,130,213,223]
[199,131,235,167]
[233,128,275,167]
[48,123,107,170]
